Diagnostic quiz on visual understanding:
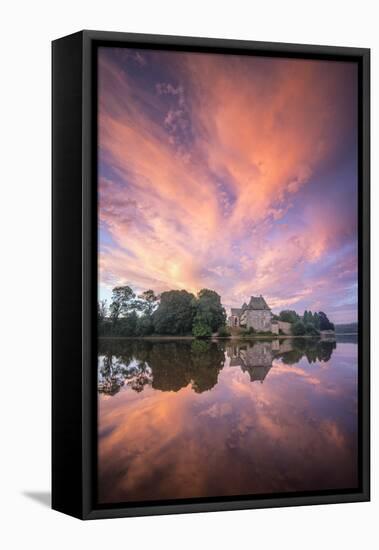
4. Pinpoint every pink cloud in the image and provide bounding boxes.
[98,48,358,321]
